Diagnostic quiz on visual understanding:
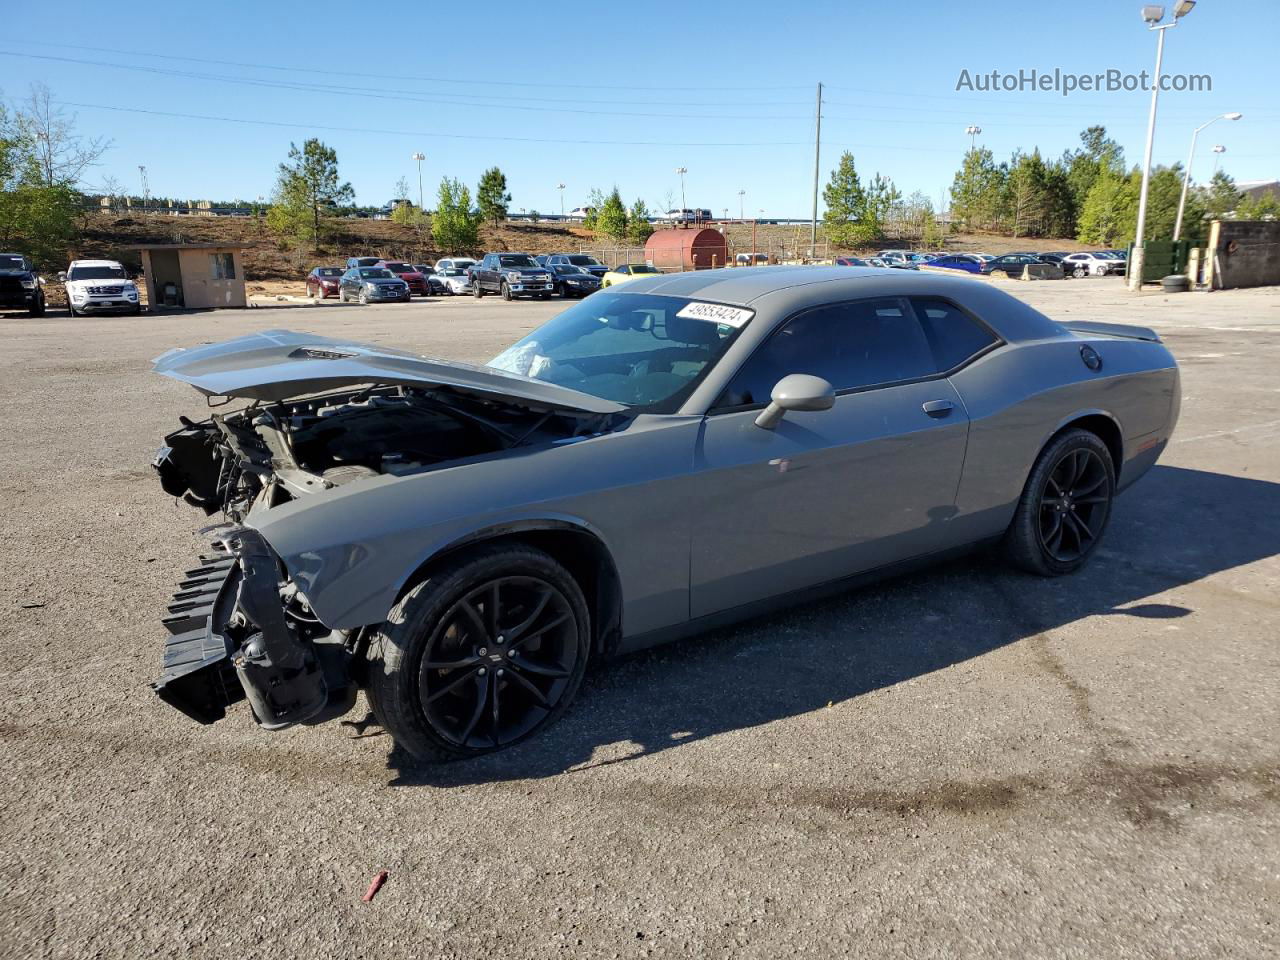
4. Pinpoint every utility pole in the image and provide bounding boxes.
[810,81,822,257]
[411,152,426,209]
[138,165,150,215]
[738,189,745,221]
[675,167,688,218]
[557,182,566,217]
